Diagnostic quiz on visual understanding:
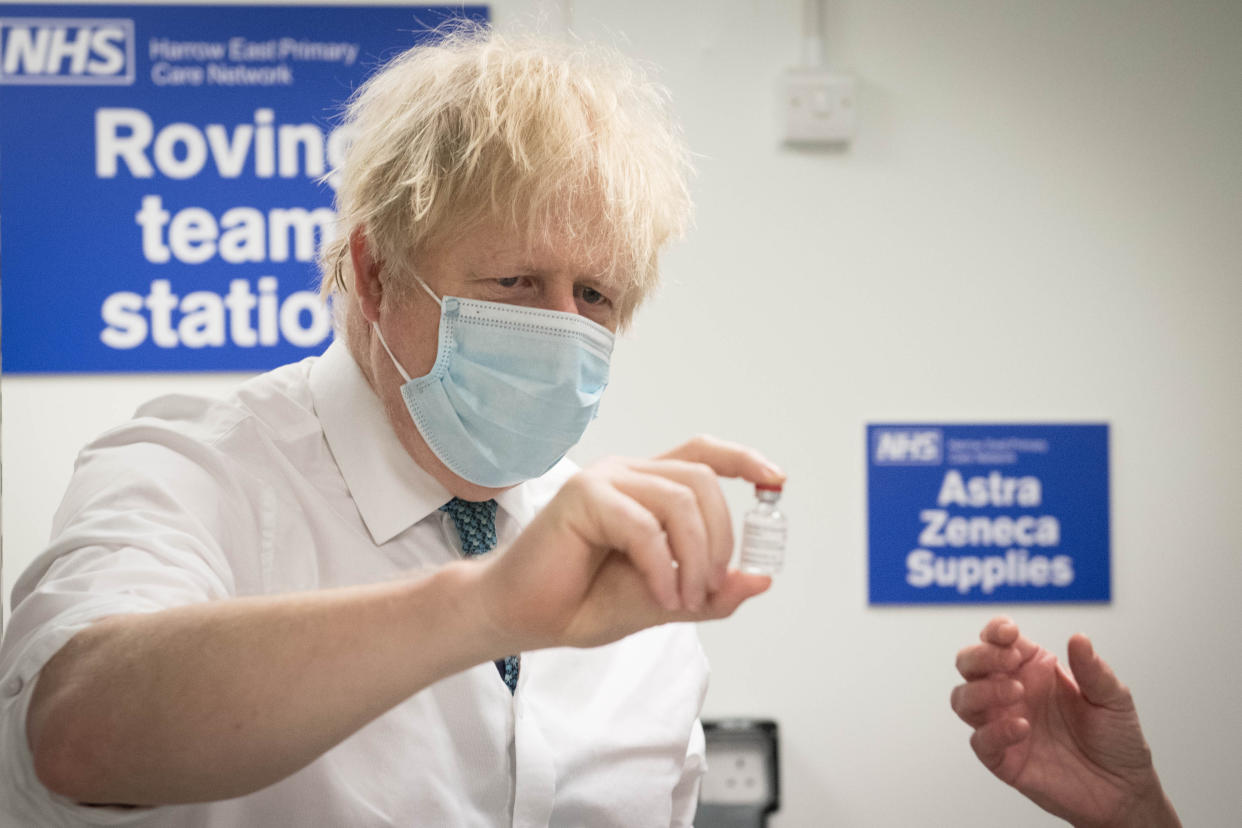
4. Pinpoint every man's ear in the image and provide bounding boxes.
[350,227,383,323]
